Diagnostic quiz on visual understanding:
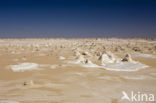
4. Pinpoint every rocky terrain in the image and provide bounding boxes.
[0,38,156,103]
